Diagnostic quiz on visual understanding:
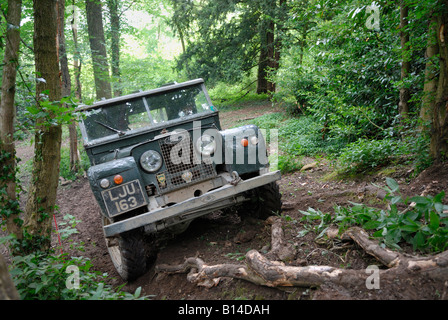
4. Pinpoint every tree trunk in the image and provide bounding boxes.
[266,19,276,94]
[256,43,269,94]
[257,1,283,95]
[0,254,19,300]
[86,0,112,100]
[71,0,82,102]
[23,0,62,252]
[58,0,80,173]
[398,1,410,119]
[107,0,122,97]
[430,1,448,162]
[420,15,439,129]
[0,0,23,241]
[256,19,273,94]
